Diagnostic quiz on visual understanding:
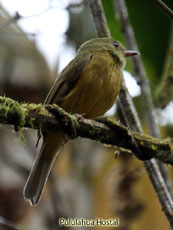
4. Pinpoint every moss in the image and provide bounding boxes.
[68,113,78,127]
[26,103,48,116]
[0,96,26,127]
[151,144,157,151]
[29,117,35,128]
[139,140,145,146]
[39,124,43,139]
[107,117,119,125]
[51,103,65,115]
[89,127,102,136]
[18,131,26,147]
[0,96,27,145]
